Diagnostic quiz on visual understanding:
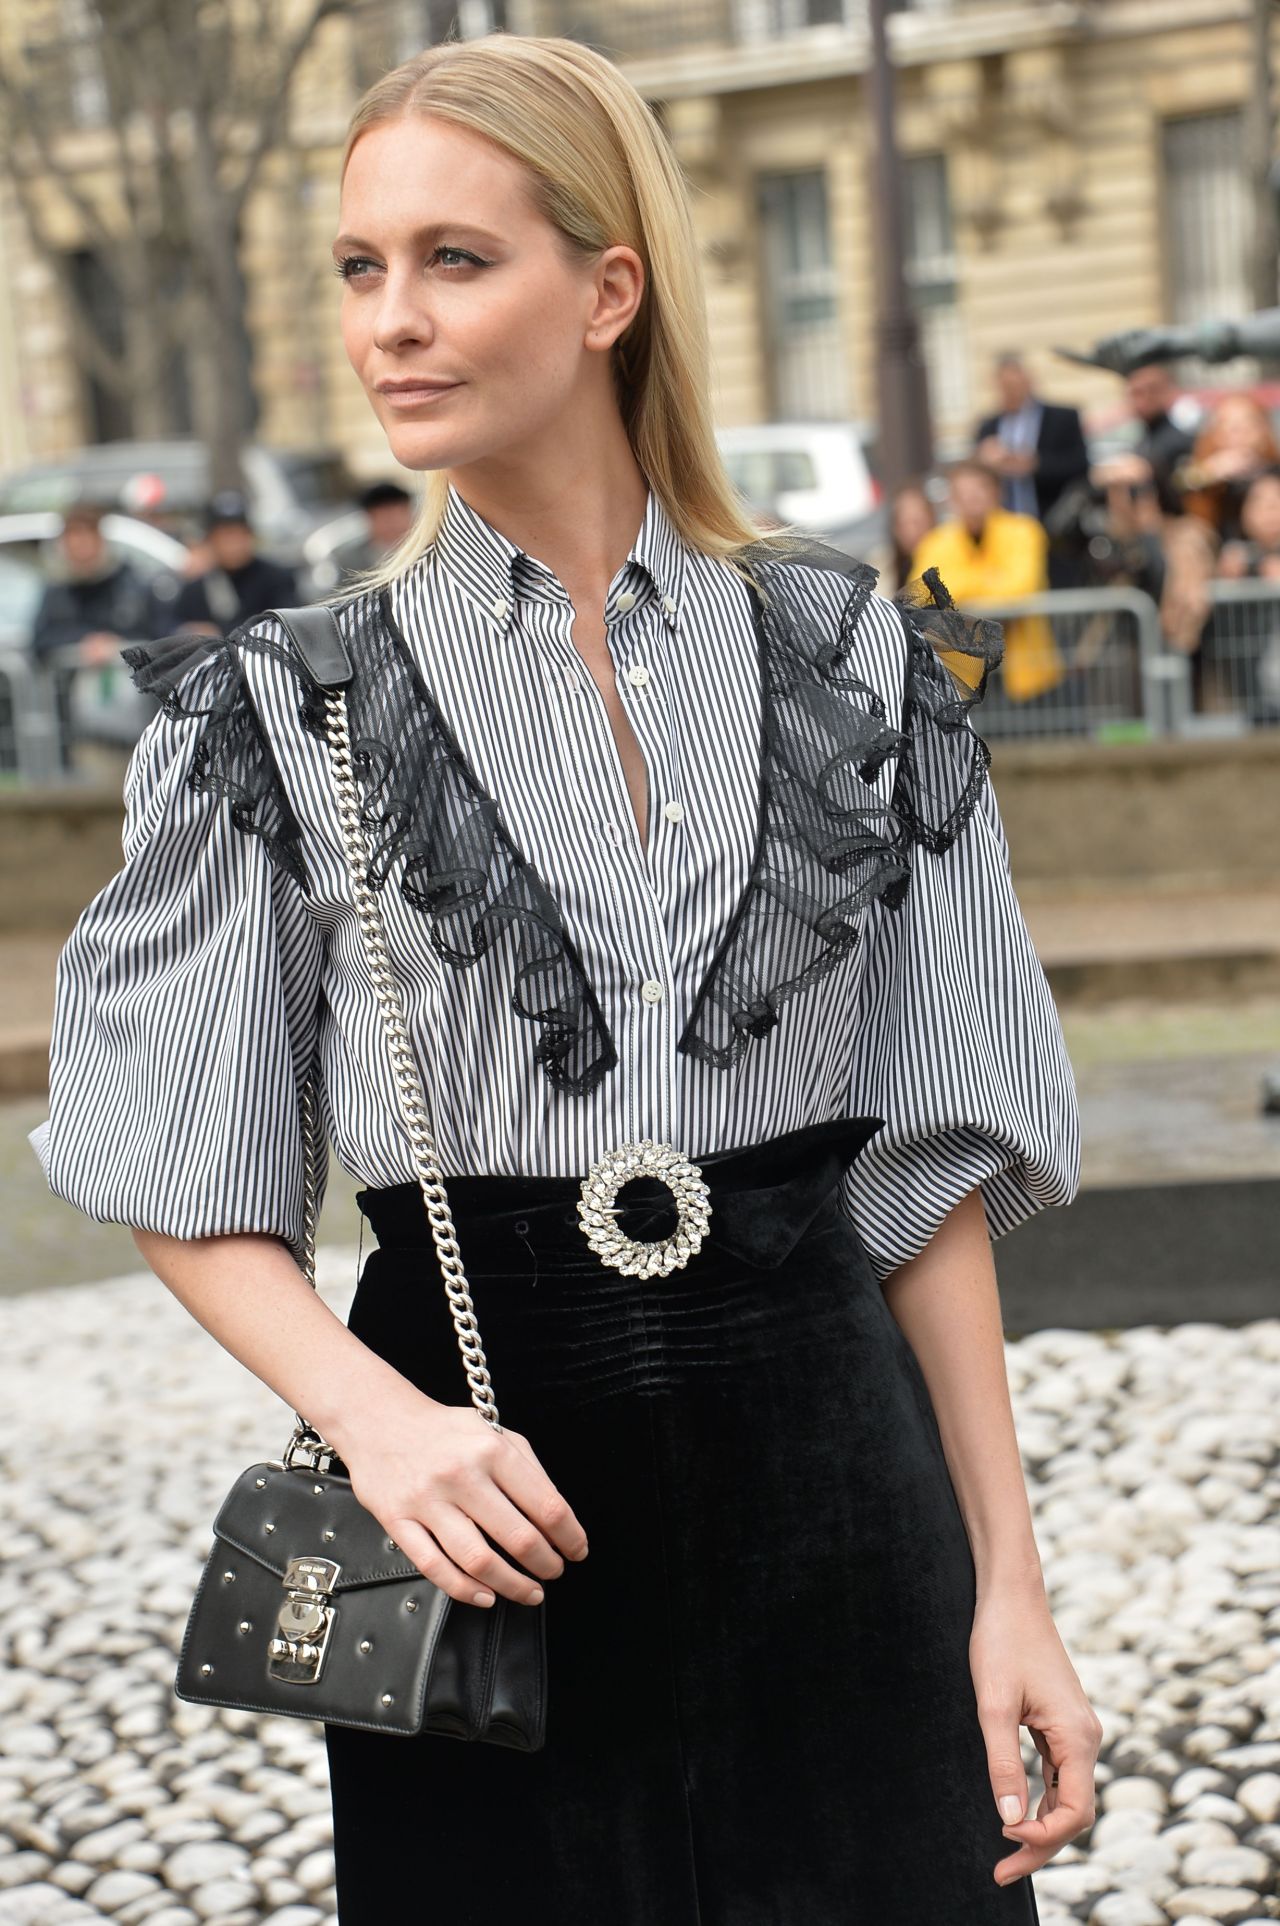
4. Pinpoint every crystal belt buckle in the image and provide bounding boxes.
[577,1139,712,1277]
